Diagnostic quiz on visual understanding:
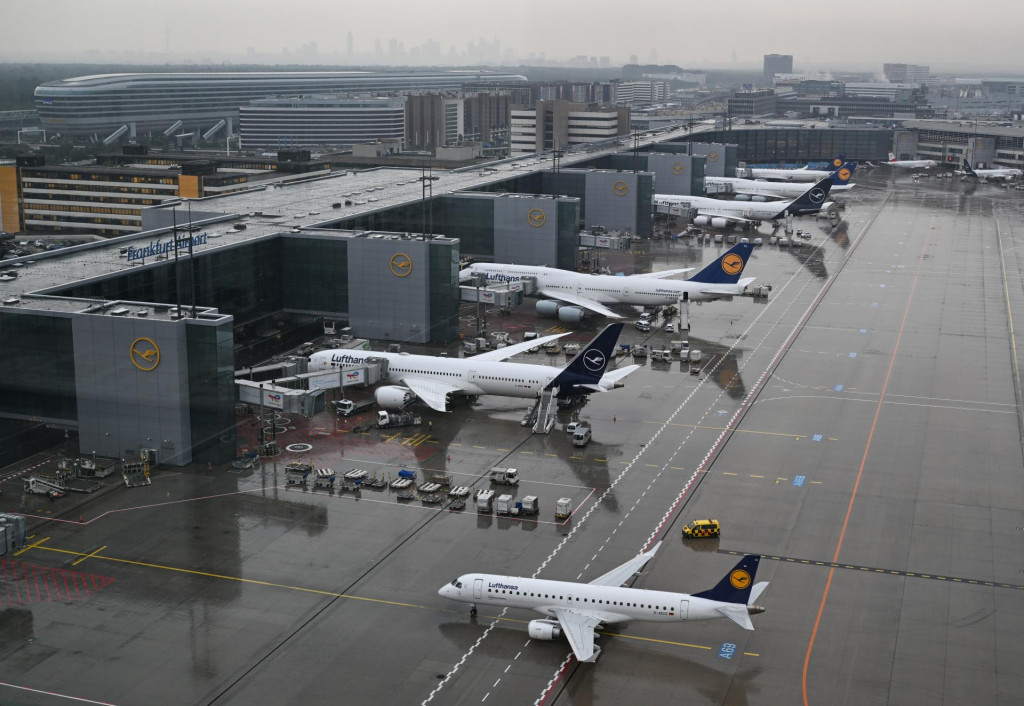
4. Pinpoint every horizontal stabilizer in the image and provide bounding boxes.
[716,604,754,630]
[748,581,769,606]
